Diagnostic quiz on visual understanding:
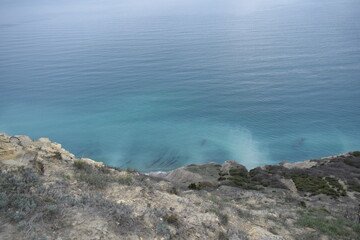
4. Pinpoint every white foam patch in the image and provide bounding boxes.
[93,118,270,170]
[225,127,269,169]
